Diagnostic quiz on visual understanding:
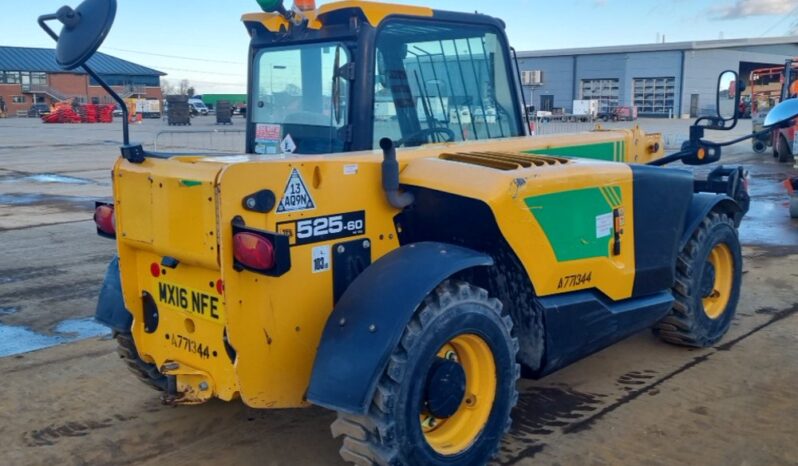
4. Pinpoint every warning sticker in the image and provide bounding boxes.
[595,213,613,238]
[312,245,331,273]
[281,134,297,154]
[277,168,316,213]
[255,124,281,155]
